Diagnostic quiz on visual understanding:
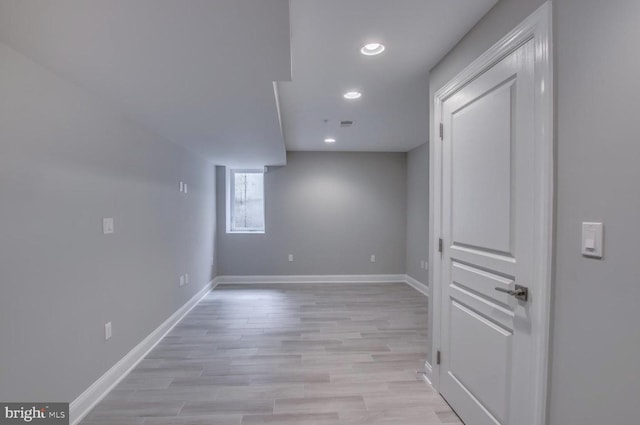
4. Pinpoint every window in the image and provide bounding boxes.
[227,169,265,233]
